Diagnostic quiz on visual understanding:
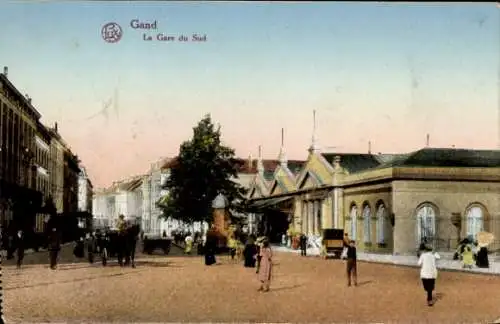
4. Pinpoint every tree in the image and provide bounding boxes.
[159,114,247,225]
